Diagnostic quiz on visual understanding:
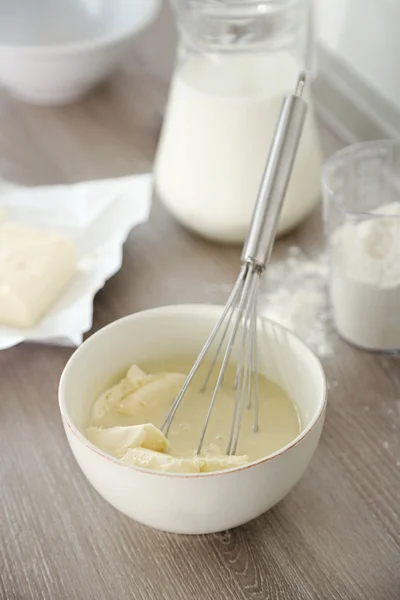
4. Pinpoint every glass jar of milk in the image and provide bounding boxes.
[154,0,322,243]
